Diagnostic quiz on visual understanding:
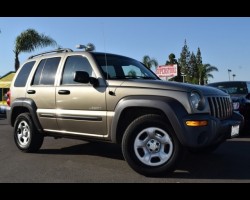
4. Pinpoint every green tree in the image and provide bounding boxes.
[14,29,58,71]
[166,53,177,65]
[142,55,158,70]
[128,70,136,77]
[196,47,203,85]
[200,63,218,85]
[178,40,191,83]
[166,53,182,82]
[189,52,197,84]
